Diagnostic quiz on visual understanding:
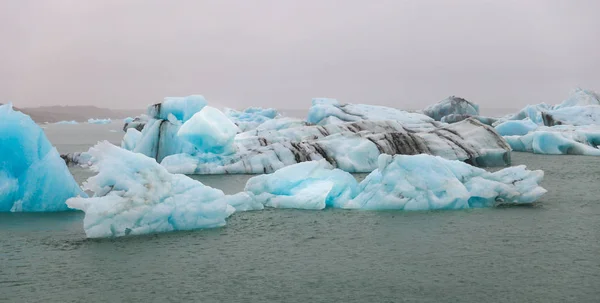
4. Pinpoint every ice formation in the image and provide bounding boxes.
[123,117,134,124]
[306,98,435,128]
[66,142,234,238]
[239,154,546,211]
[87,118,112,124]
[422,96,479,121]
[55,120,79,125]
[343,154,546,210]
[440,114,496,126]
[147,95,207,122]
[494,119,539,136]
[244,160,358,209]
[224,107,280,132]
[541,105,600,126]
[0,104,85,212]
[162,118,511,174]
[504,126,600,155]
[177,106,240,154]
[123,115,148,132]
